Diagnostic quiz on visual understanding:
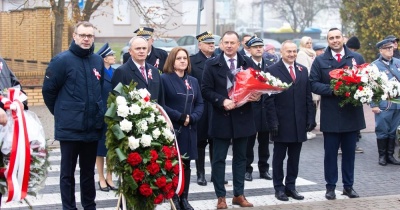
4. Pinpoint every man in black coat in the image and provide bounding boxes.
[239,34,251,57]
[112,36,164,105]
[242,36,272,182]
[190,31,216,186]
[202,31,259,209]
[266,40,315,202]
[122,27,168,72]
[310,28,366,200]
